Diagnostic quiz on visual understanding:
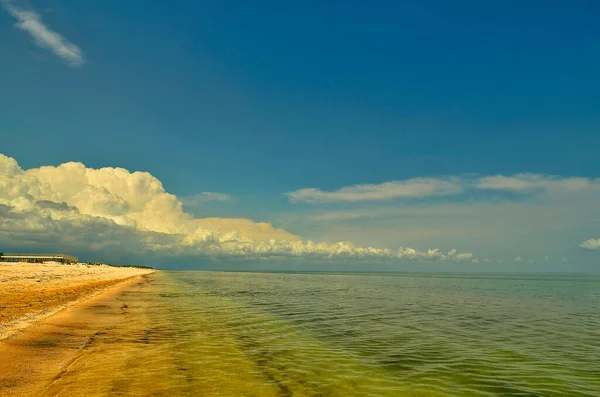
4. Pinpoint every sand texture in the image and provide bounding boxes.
[0,262,154,341]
